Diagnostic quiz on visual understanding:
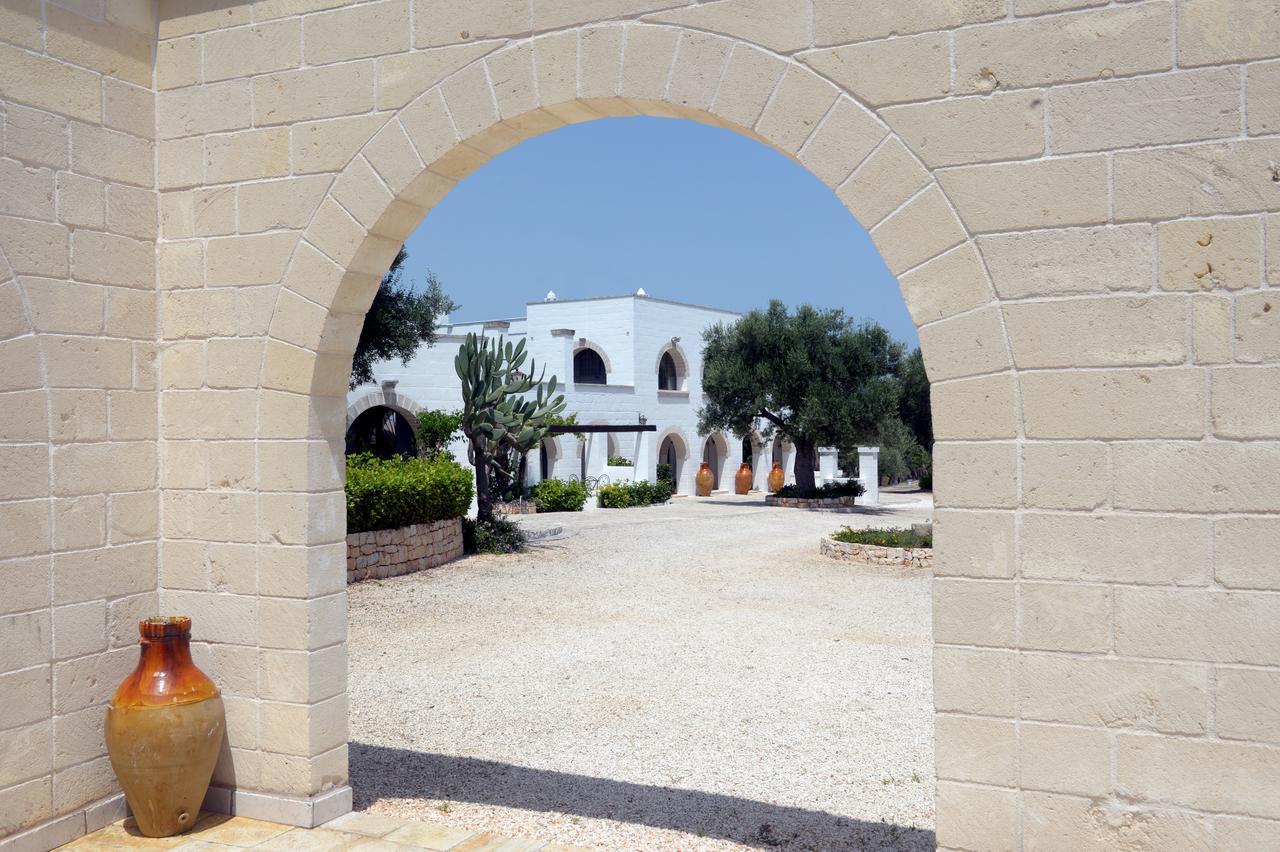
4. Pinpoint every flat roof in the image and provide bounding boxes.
[524,293,742,316]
